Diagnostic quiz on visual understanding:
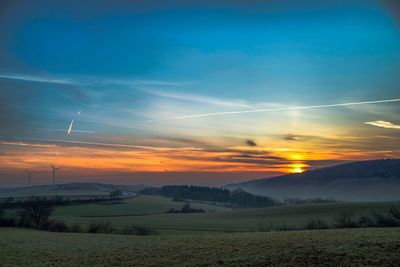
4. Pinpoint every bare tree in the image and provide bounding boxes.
[19,199,54,228]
